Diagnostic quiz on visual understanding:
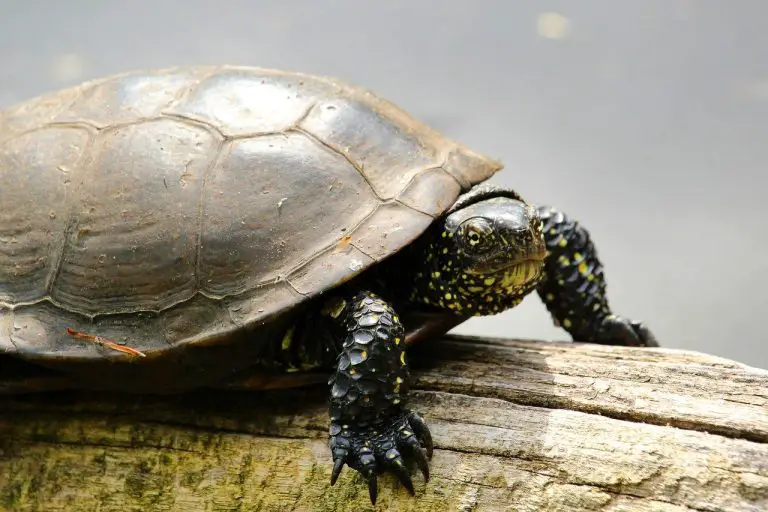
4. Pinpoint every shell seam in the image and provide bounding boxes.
[45,216,78,296]
[192,129,227,297]
[392,164,462,218]
[159,112,227,139]
[283,203,382,288]
[161,68,216,113]
[1,288,260,320]
[4,121,100,149]
[45,124,98,298]
[292,127,385,201]
[393,197,442,219]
